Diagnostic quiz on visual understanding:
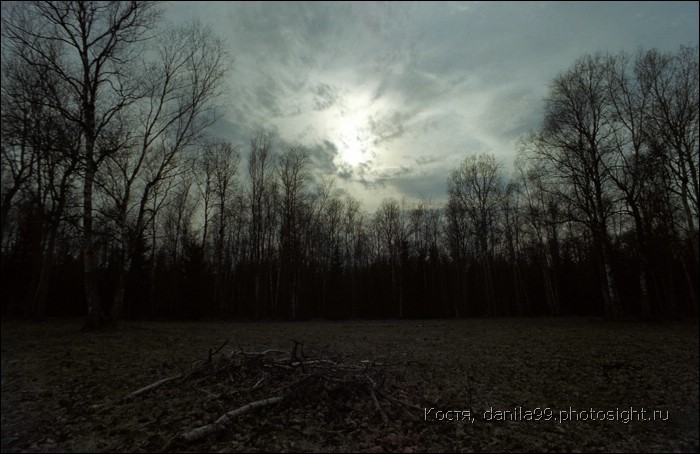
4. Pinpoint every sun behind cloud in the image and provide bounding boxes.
[337,118,370,166]
[320,85,382,169]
